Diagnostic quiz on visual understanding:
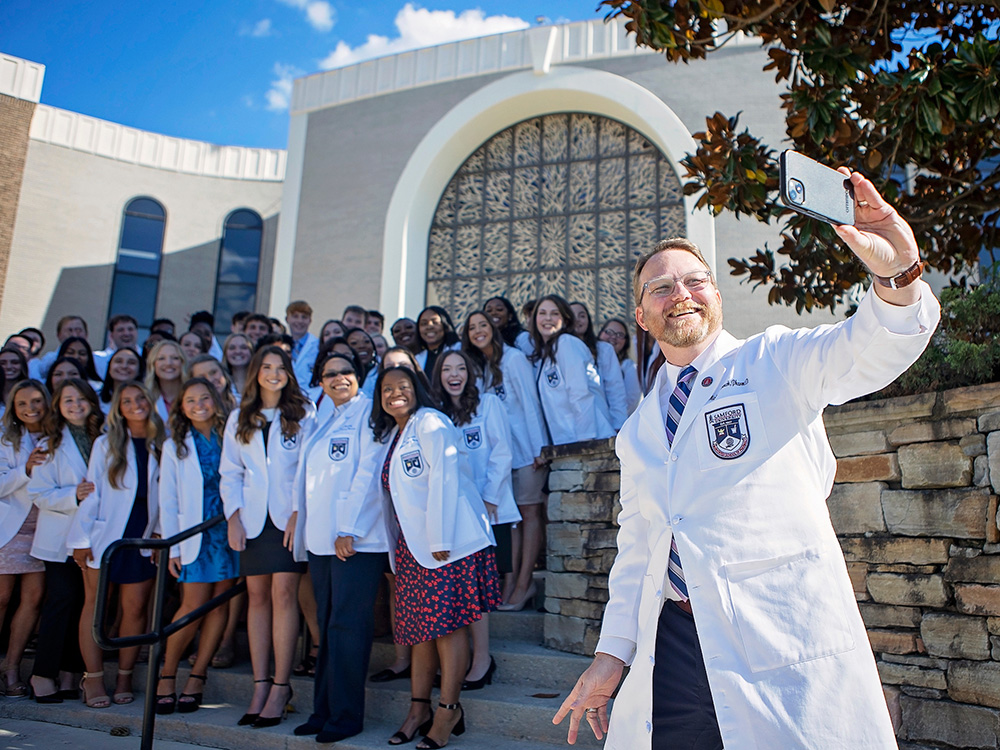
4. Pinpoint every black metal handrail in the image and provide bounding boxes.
[95,513,246,750]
